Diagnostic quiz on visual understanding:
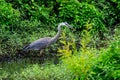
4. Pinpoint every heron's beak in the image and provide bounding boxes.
[67,24,73,29]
